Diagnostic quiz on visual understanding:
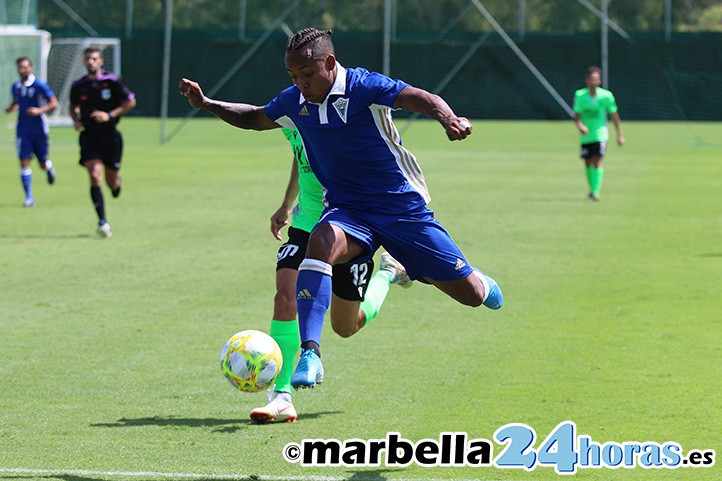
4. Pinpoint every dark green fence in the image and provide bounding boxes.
[61,30,722,121]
